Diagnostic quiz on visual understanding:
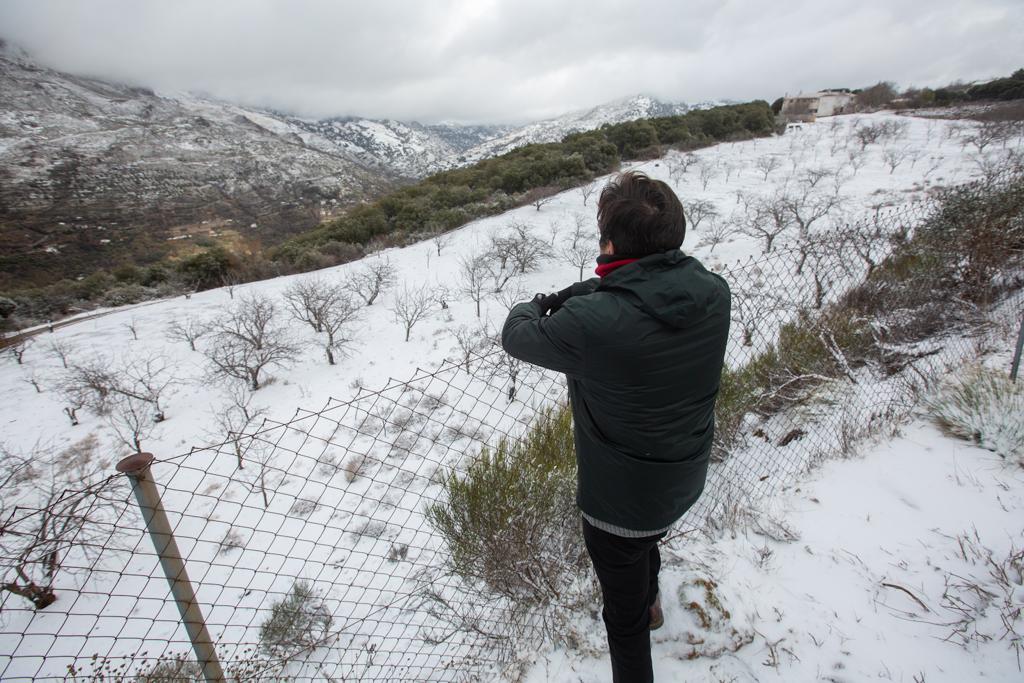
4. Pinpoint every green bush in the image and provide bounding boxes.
[427,404,589,607]
[712,365,758,461]
[176,247,233,290]
[258,581,333,659]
